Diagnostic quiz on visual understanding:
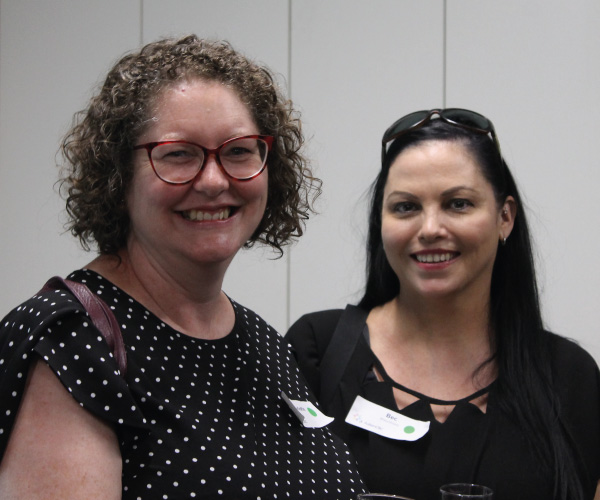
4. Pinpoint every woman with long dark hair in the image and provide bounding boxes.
[287,109,600,500]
